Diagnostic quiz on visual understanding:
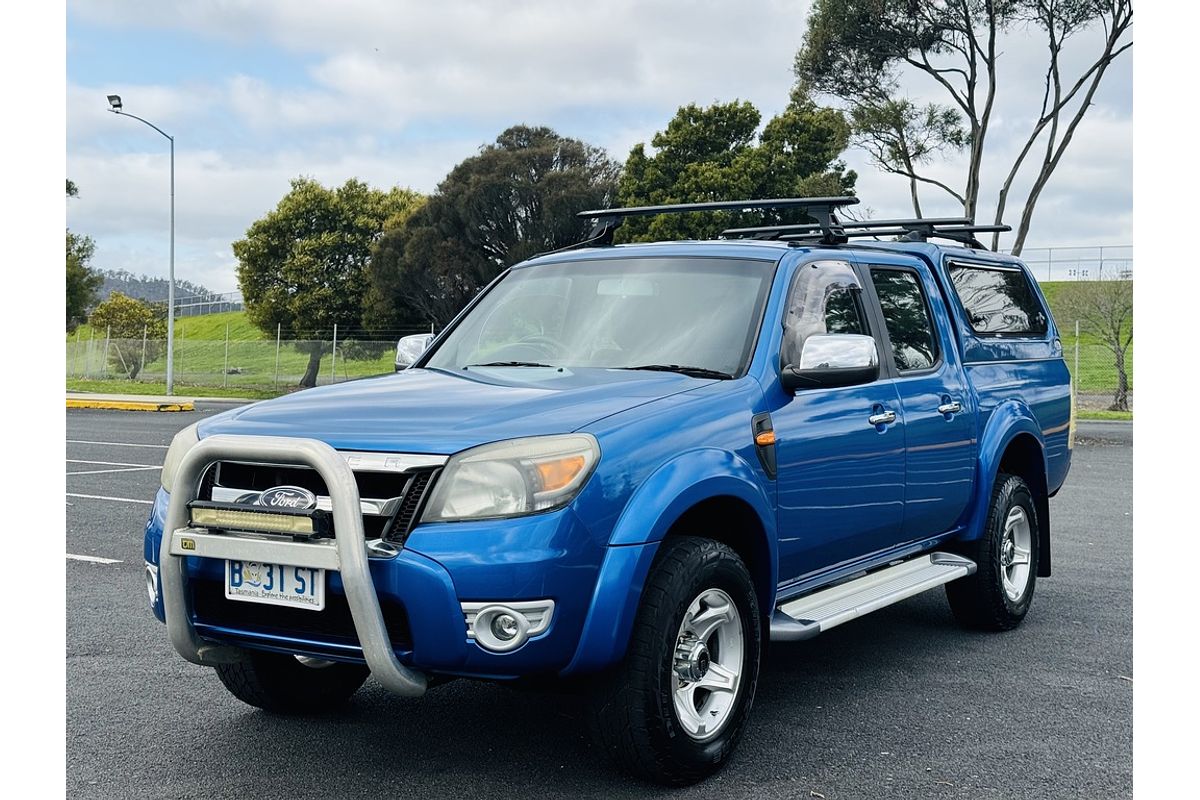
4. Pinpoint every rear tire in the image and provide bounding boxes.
[215,651,369,714]
[946,472,1039,631]
[586,537,761,786]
